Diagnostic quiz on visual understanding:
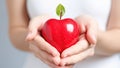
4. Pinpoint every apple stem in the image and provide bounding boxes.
[60,11,62,20]
[56,4,65,20]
